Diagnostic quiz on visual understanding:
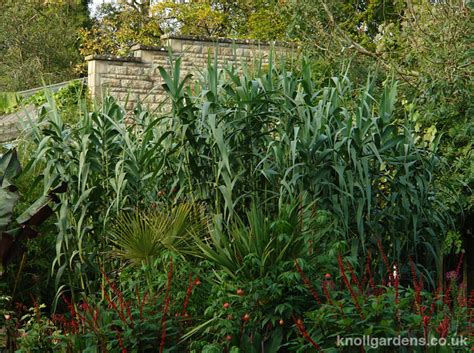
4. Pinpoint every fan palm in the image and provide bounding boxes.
[110,202,208,266]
